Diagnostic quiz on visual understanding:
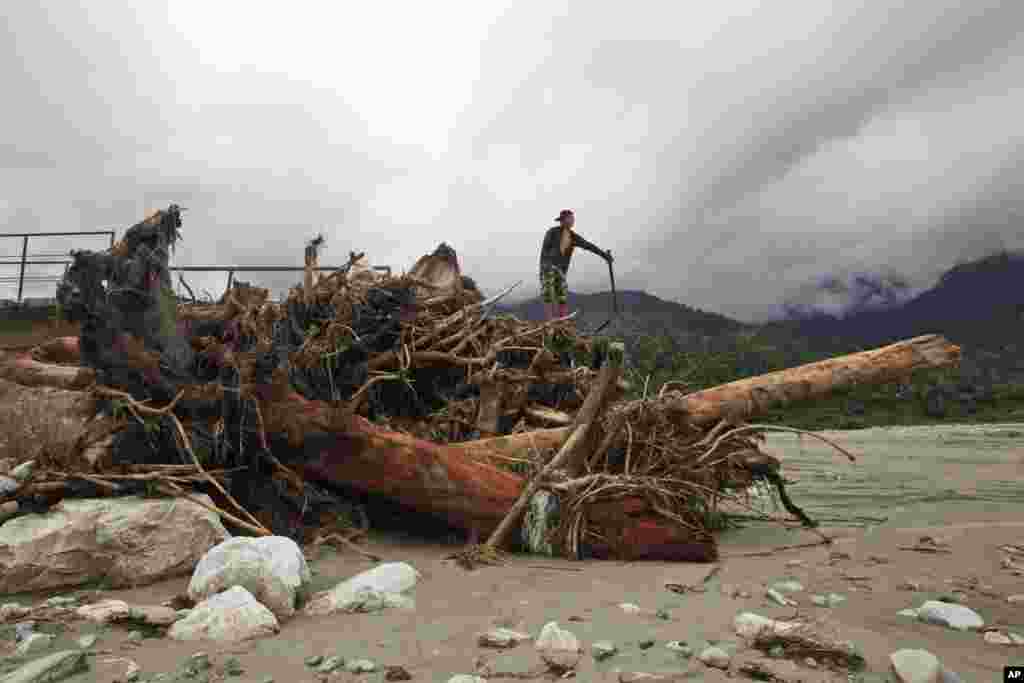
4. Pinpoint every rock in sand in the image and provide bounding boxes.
[0,495,228,594]
[168,585,280,642]
[1,650,88,683]
[303,562,420,616]
[188,536,311,619]
[889,649,941,683]
[534,621,581,671]
[697,646,731,669]
[917,600,984,631]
